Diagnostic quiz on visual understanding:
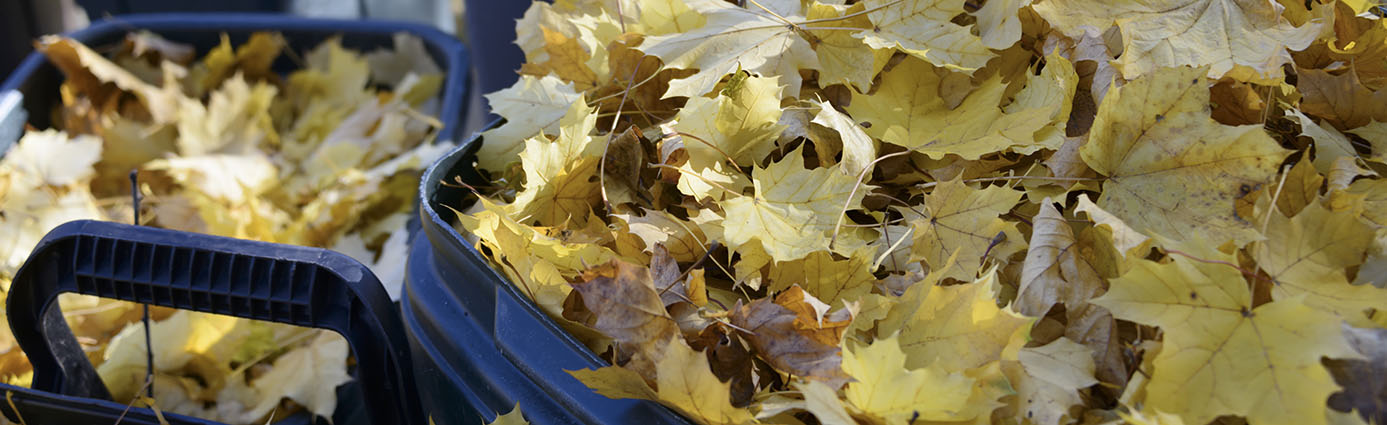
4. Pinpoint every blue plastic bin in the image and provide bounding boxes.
[1,220,423,425]
[402,124,697,425]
